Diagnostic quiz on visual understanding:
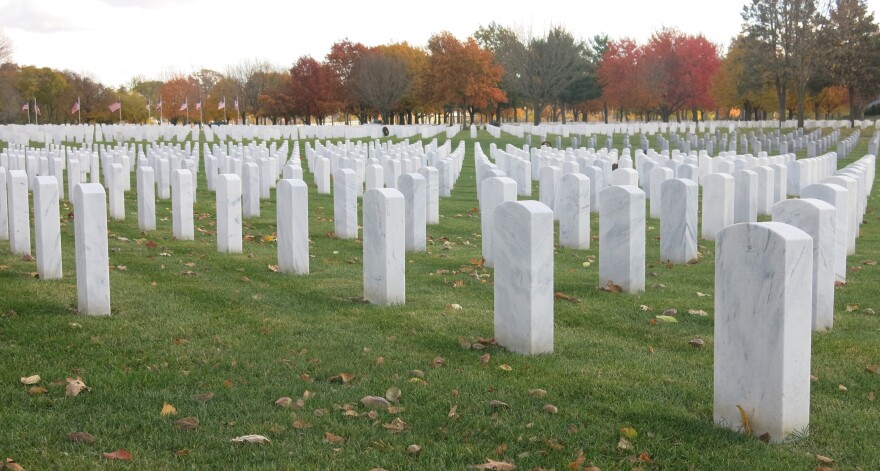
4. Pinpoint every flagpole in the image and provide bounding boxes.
[237,95,241,124]
[26,100,30,125]
[223,97,227,123]
[119,100,122,124]
[34,98,39,125]
[199,98,203,126]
